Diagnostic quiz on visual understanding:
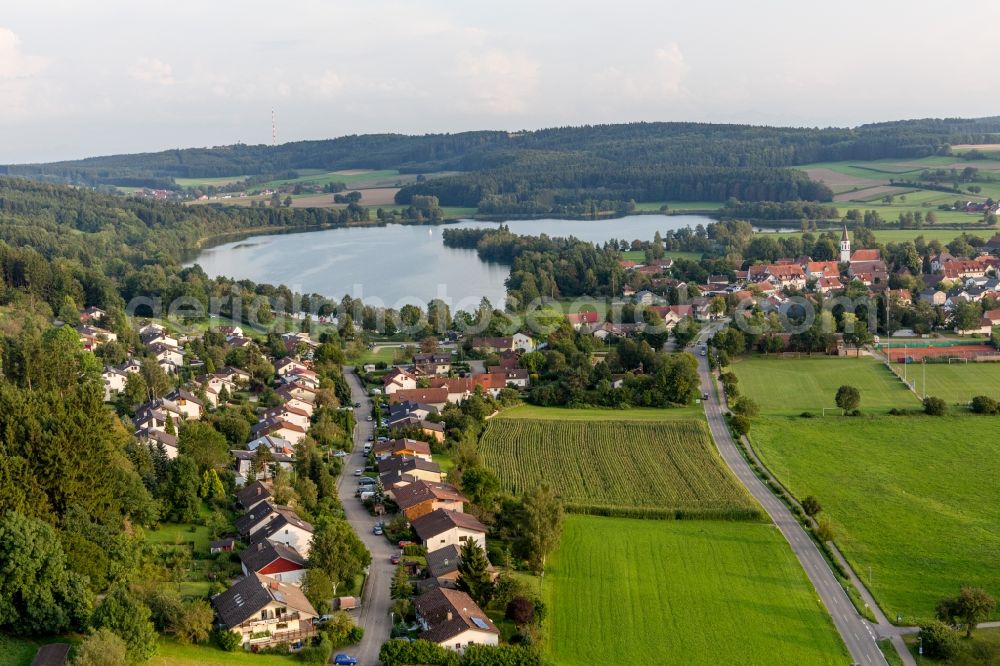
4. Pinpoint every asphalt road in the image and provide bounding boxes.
[692,326,892,666]
[335,369,396,666]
